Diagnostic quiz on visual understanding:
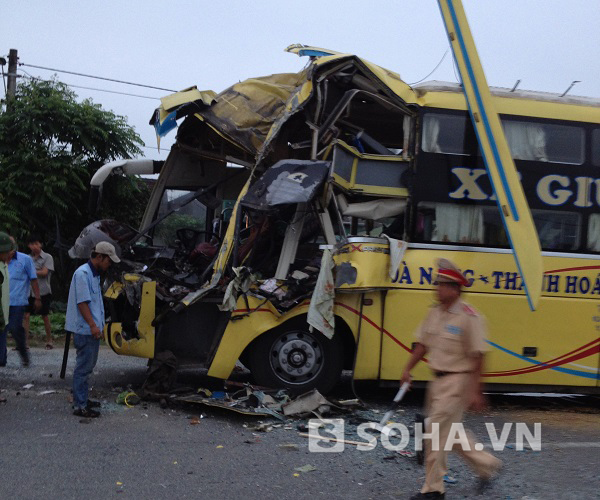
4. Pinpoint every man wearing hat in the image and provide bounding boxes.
[0,232,14,336]
[66,241,120,418]
[401,258,501,500]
